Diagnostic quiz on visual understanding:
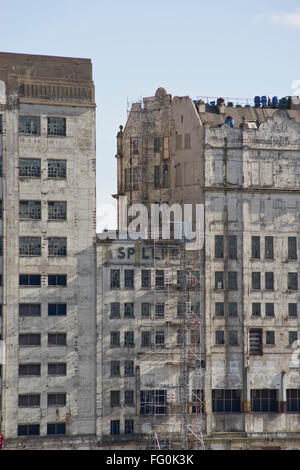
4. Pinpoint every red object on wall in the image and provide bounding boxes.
[0,434,3,450]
